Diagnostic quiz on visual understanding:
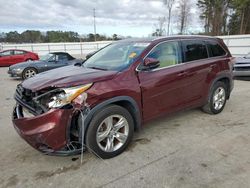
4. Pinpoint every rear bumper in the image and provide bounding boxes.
[12,105,83,156]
